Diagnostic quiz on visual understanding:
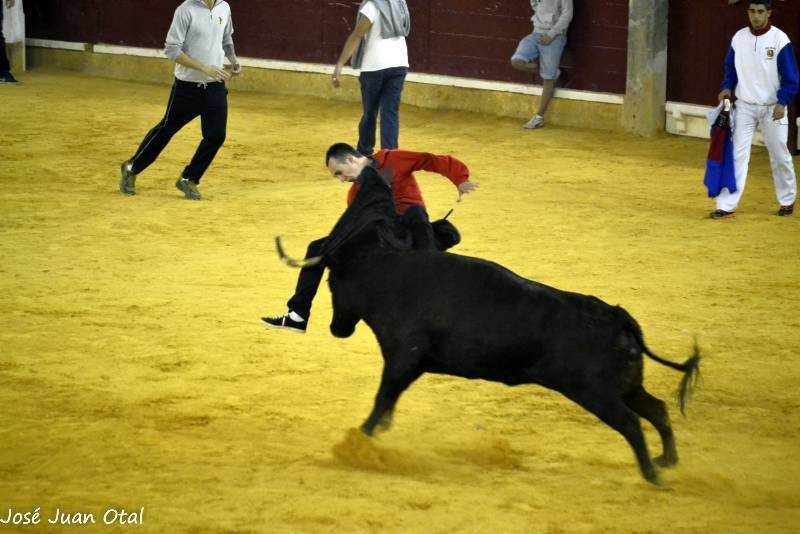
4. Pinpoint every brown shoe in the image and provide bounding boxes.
[777,204,794,217]
[709,209,736,220]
